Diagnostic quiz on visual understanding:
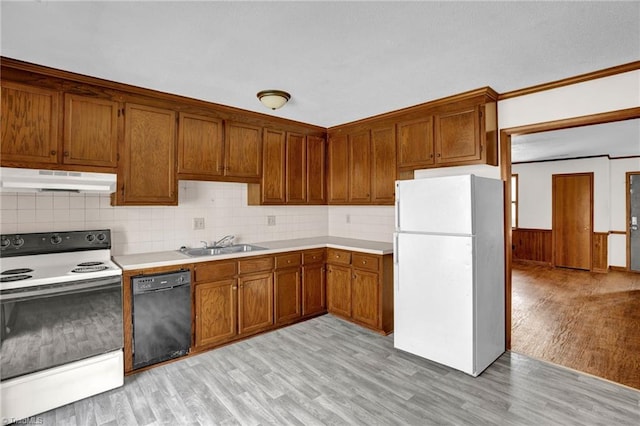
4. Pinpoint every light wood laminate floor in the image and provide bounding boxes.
[31,315,640,425]
[512,261,640,389]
